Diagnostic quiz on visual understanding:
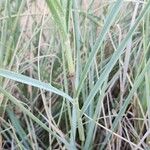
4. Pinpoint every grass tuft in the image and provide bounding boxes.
[0,0,150,149]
